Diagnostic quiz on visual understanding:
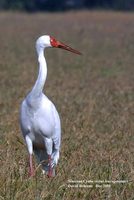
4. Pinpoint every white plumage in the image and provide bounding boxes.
[20,35,81,177]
